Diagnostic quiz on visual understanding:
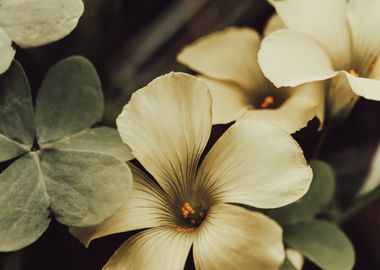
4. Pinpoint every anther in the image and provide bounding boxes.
[261,96,275,109]
[349,69,359,77]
